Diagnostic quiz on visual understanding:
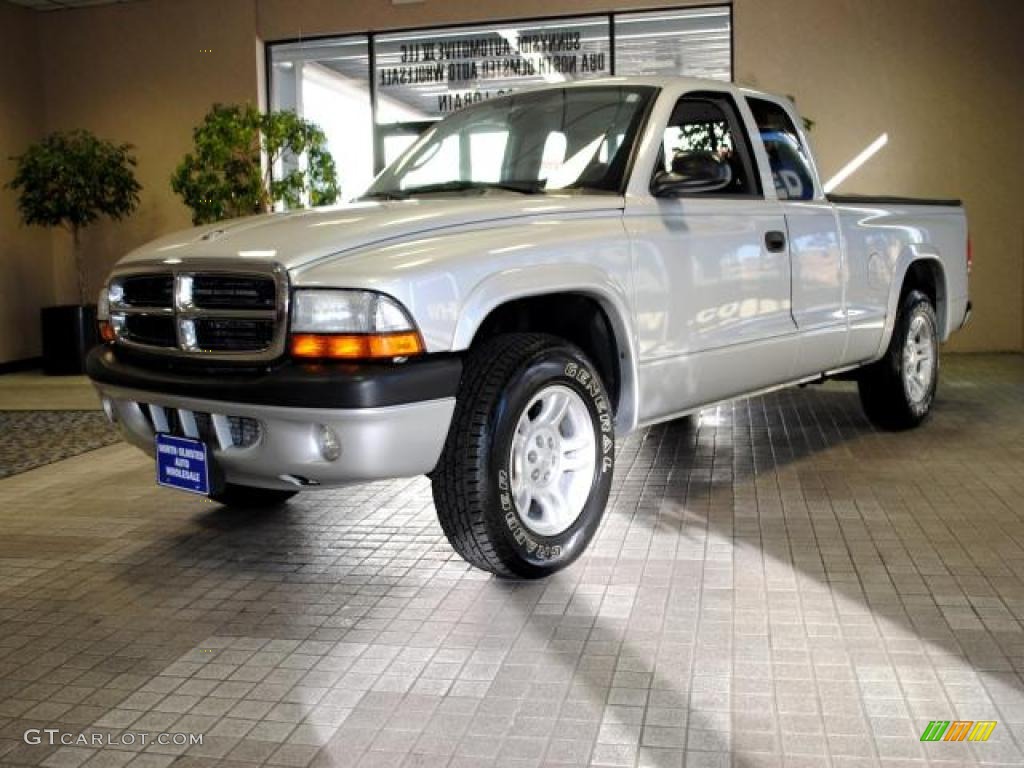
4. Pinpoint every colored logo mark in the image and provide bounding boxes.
[920,720,997,742]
